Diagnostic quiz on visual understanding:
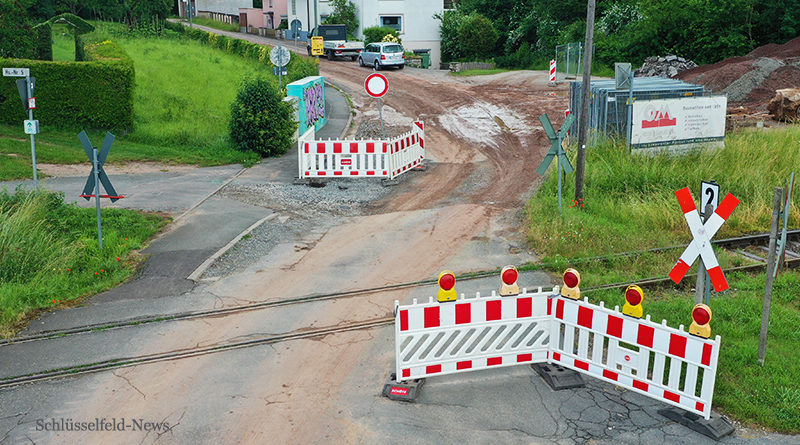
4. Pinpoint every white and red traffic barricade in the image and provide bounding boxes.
[550,60,557,83]
[297,121,424,180]
[395,288,553,381]
[549,296,721,419]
